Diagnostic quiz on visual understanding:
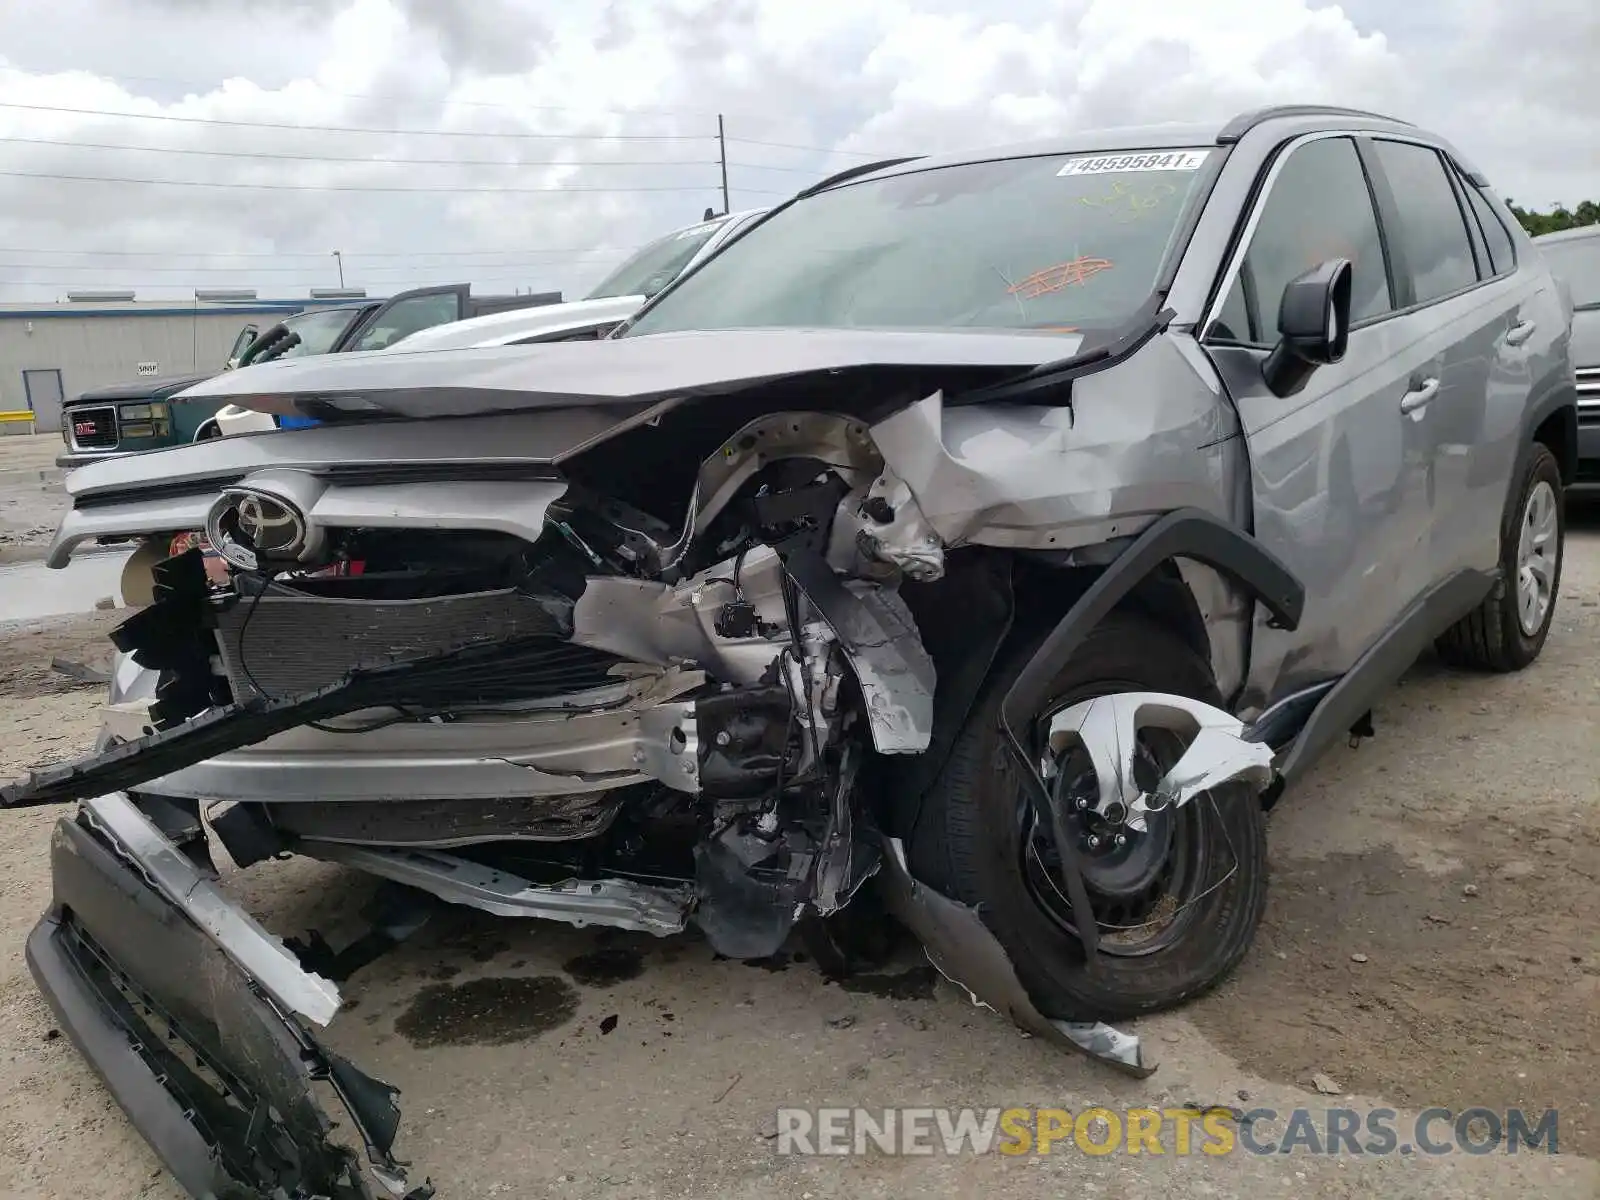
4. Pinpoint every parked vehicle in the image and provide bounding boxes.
[55,319,291,465]
[3,105,1577,1200]
[207,210,768,438]
[1533,225,1600,489]
[58,286,563,464]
